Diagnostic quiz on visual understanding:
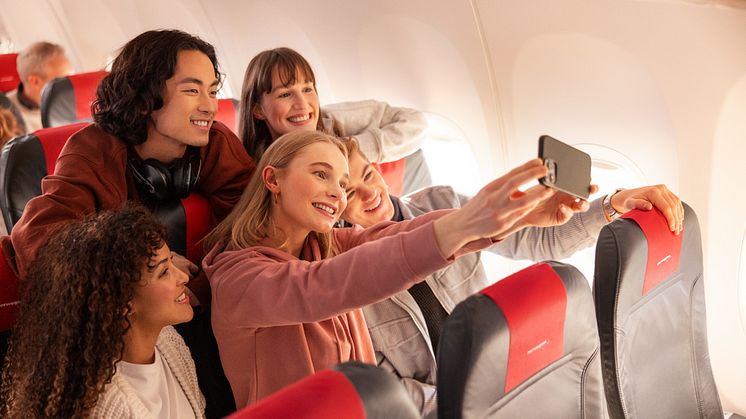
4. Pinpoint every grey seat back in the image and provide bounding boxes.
[437,261,606,419]
[593,203,722,418]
